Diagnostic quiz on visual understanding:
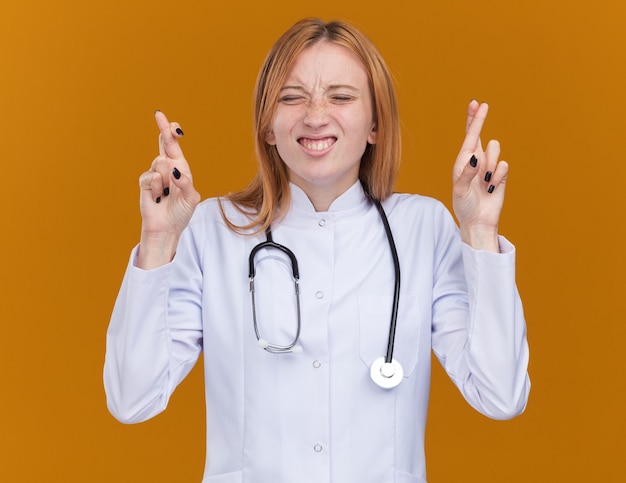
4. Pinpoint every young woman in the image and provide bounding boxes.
[105,18,530,483]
